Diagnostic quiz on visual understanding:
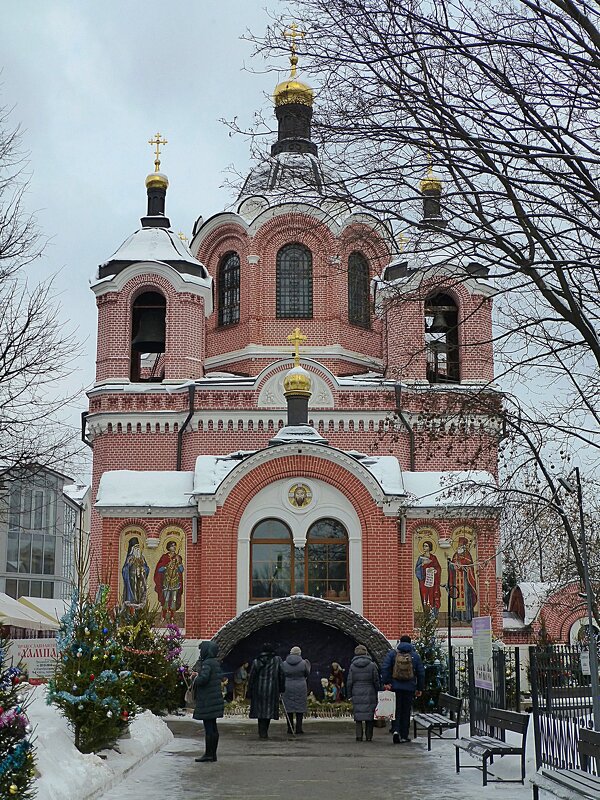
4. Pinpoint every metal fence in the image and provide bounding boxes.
[451,645,520,726]
[530,645,597,772]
